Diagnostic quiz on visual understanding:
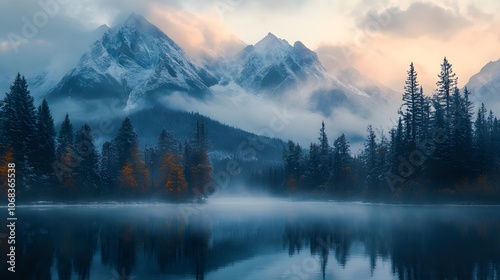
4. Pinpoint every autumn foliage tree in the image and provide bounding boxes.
[118,161,138,190]
[115,118,149,196]
[0,149,14,197]
[159,151,188,199]
[0,75,216,202]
